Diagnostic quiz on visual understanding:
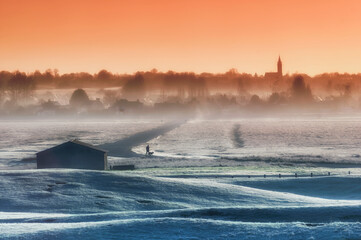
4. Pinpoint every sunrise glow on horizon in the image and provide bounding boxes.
[1,0,360,75]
